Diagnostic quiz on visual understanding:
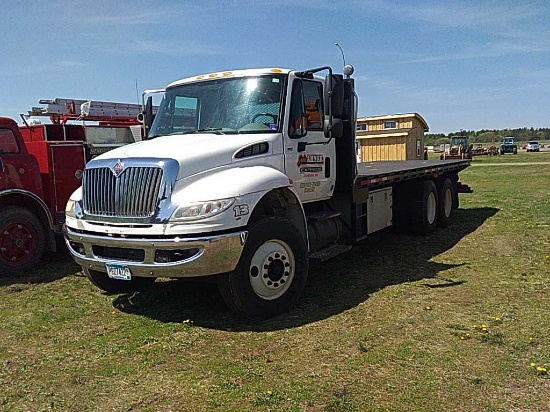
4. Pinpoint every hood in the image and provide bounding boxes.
[92,132,279,179]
